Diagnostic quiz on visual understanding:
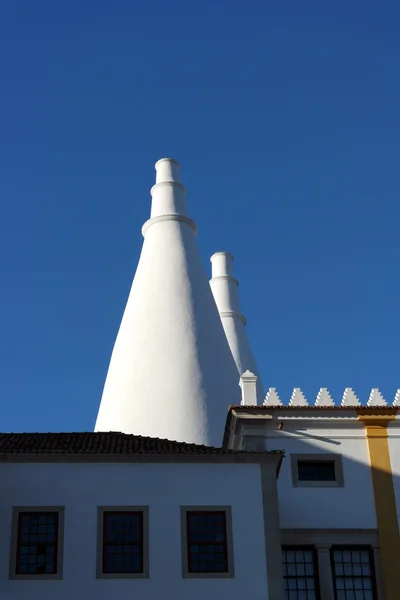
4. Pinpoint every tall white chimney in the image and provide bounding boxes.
[210,252,264,403]
[95,159,241,446]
